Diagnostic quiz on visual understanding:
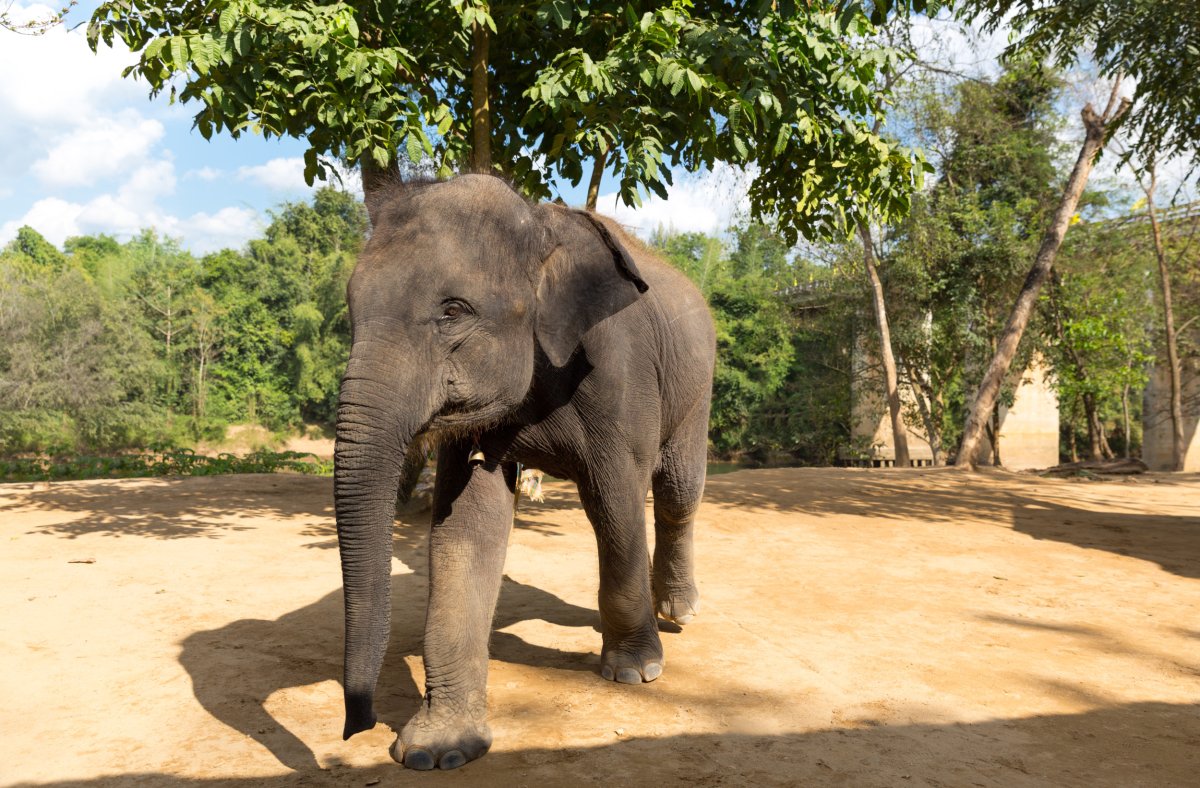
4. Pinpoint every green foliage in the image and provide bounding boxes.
[653,225,849,459]
[0,449,331,482]
[0,188,364,460]
[959,0,1200,167]
[6,226,69,270]
[881,59,1065,456]
[88,0,928,240]
[1050,220,1155,406]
